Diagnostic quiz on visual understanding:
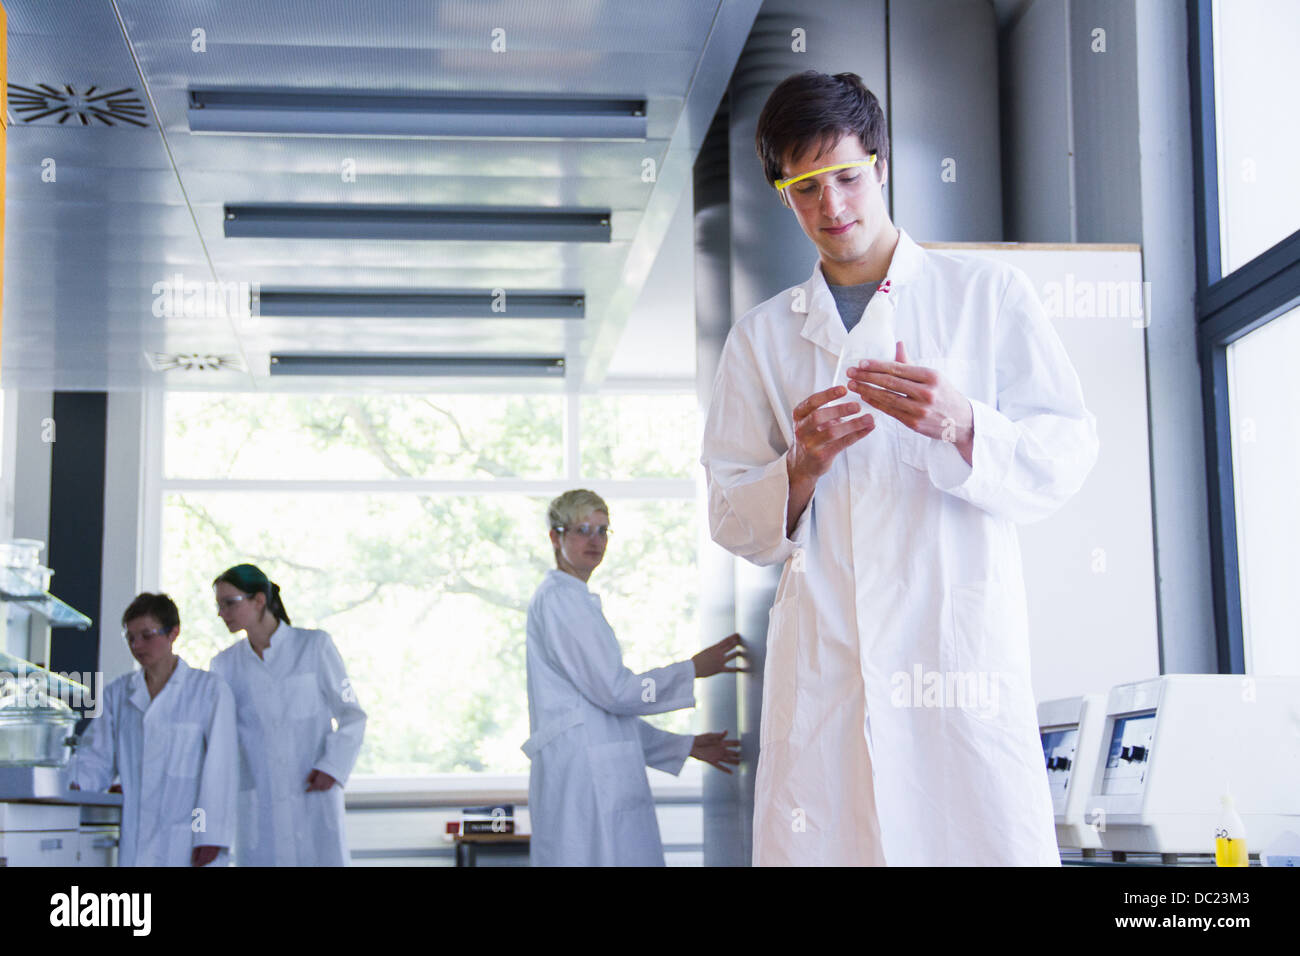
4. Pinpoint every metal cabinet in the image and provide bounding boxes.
[0,802,119,866]
[77,827,119,867]
[0,803,80,866]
